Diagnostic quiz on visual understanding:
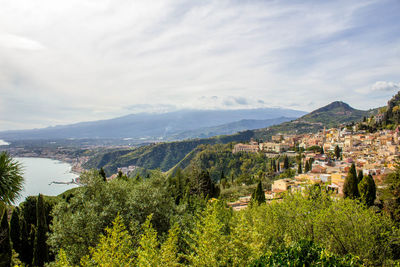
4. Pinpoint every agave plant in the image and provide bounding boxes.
[0,152,24,204]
